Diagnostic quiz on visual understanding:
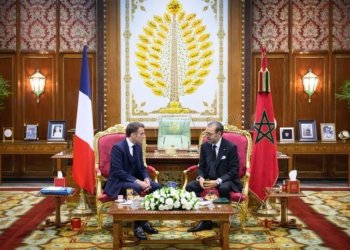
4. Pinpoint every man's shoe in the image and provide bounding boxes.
[134,227,147,239]
[142,221,158,234]
[187,220,213,232]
